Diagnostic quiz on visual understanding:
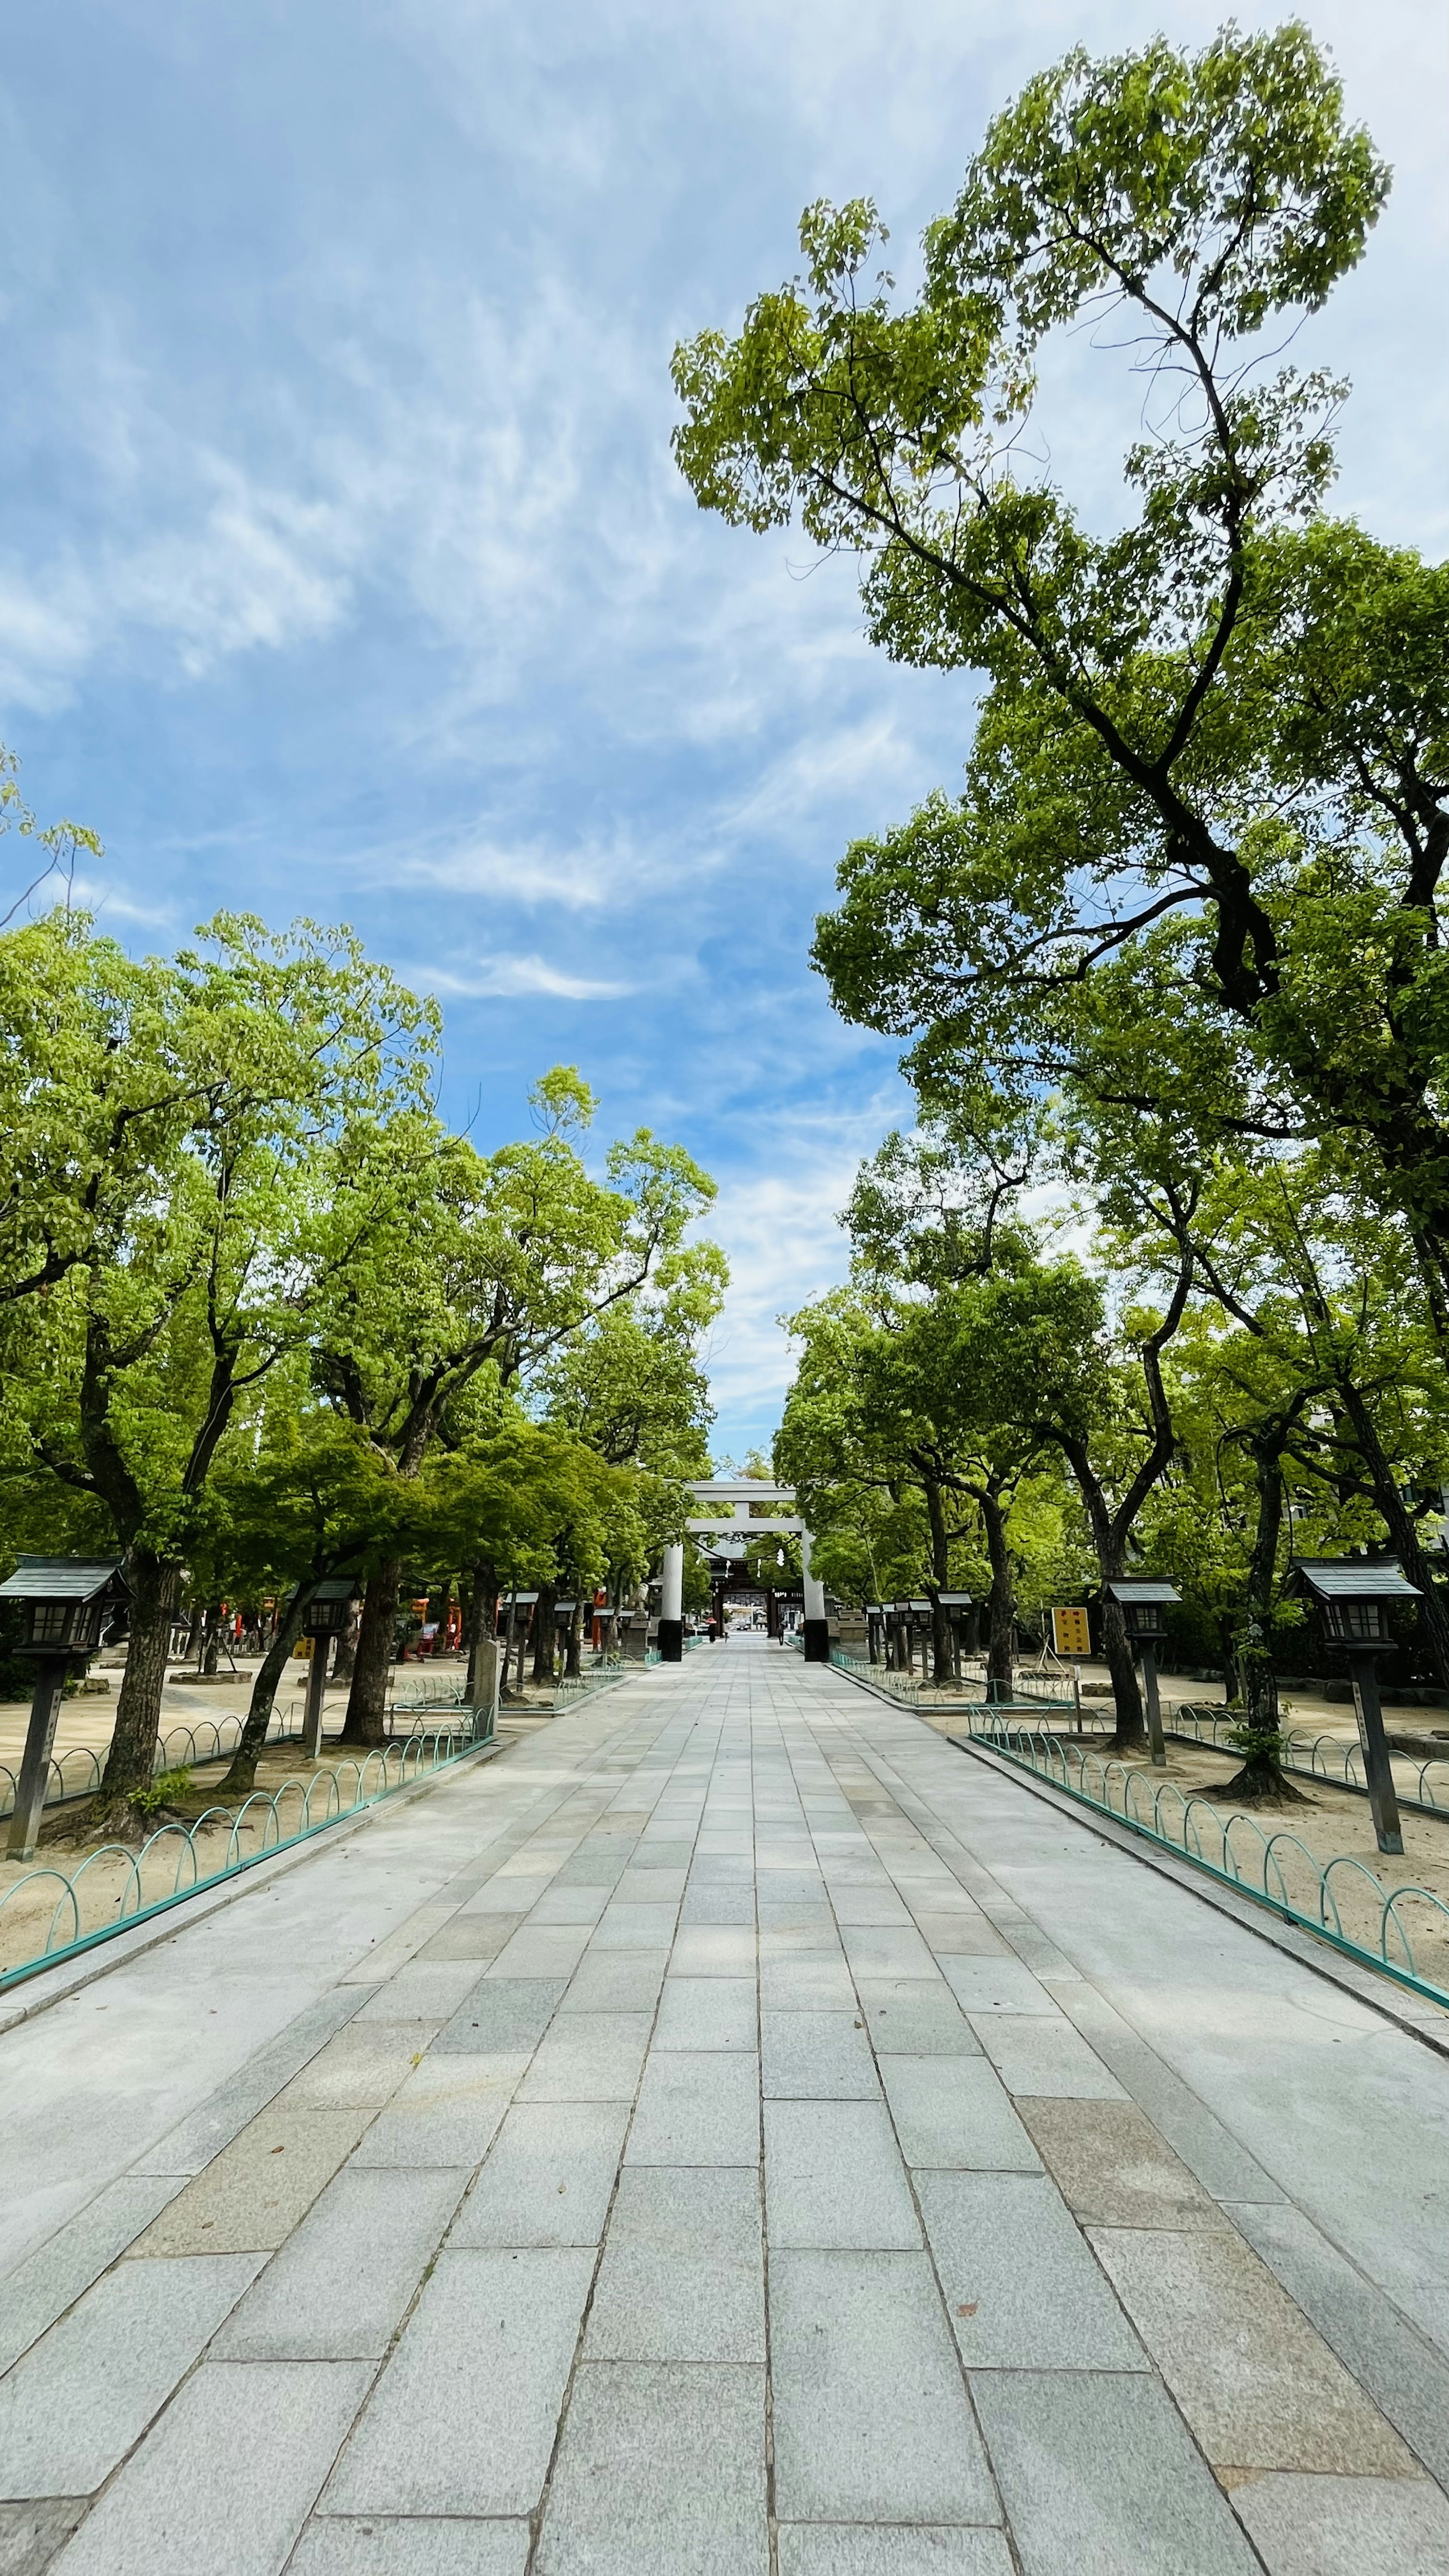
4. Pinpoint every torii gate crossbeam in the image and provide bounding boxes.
[657,1480,829,1664]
